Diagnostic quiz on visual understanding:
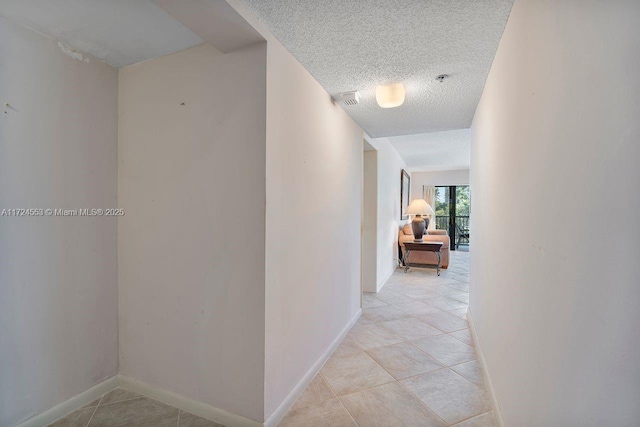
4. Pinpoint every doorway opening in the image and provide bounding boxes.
[433,186,470,251]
